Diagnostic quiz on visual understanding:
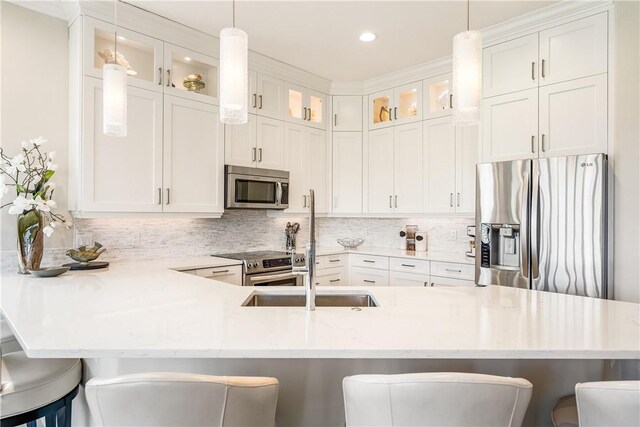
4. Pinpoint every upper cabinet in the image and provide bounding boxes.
[163,43,219,105]
[254,74,285,120]
[332,132,363,214]
[368,81,422,129]
[285,83,327,129]
[482,34,538,98]
[423,74,453,119]
[332,96,363,131]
